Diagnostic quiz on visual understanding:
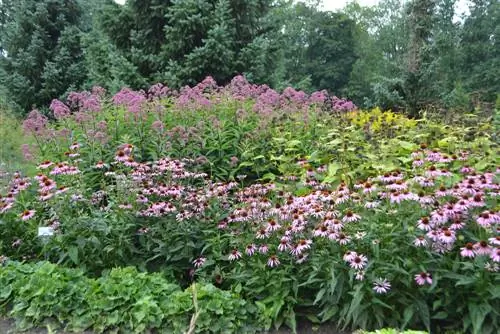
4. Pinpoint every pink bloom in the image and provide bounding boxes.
[278,239,289,252]
[491,248,500,263]
[355,270,365,281]
[439,229,456,244]
[343,251,357,262]
[267,255,280,268]
[258,244,269,254]
[349,254,368,270]
[415,272,432,286]
[474,241,491,256]
[20,209,36,221]
[245,244,257,256]
[342,210,361,223]
[477,212,494,227]
[460,243,475,258]
[489,236,500,246]
[228,249,242,261]
[417,217,433,231]
[296,253,308,264]
[38,161,53,169]
[193,257,206,268]
[296,239,312,252]
[413,236,428,247]
[373,278,391,294]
